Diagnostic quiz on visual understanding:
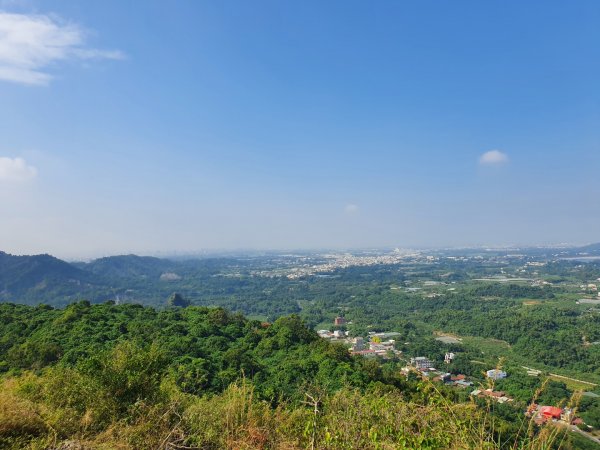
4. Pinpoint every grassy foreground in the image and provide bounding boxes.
[0,353,570,449]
